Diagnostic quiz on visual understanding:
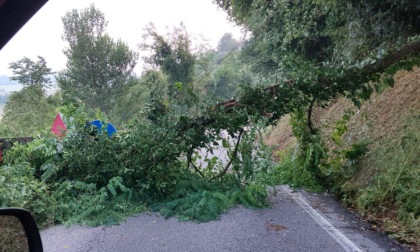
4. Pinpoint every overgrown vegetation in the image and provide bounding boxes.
[214,0,419,246]
[0,56,58,136]
[0,4,268,227]
[1,1,419,247]
[0,99,272,226]
[354,114,419,244]
[264,71,419,245]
